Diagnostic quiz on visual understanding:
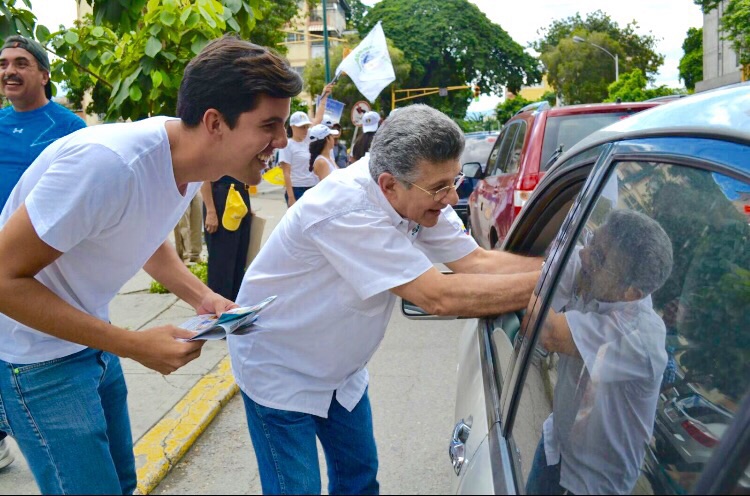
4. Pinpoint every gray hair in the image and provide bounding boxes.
[368,104,464,183]
[601,209,673,295]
